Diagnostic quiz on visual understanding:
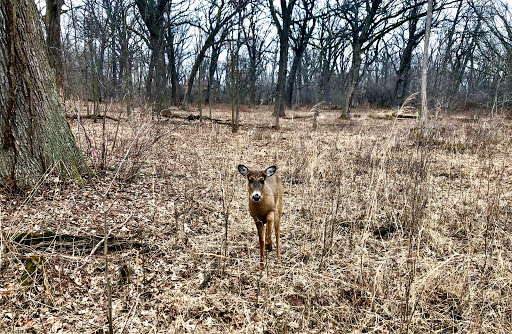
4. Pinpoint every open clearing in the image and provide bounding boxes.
[1,105,511,333]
